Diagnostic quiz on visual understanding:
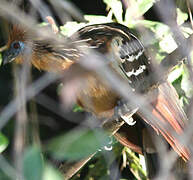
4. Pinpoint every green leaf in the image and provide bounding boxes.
[0,54,2,66]
[84,15,112,24]
[46,128,109,160]
[135,20,168,34]
[124,0,155,25]
[60,22,87,36]
[43,163,63,180]
[159,34,177,53]
[125,148,147,179]
[60,15,112,37]
[0,132,8,153]
[137,0,155,17]
[181,26,193,38]
[181,66,193,98]
[177,8,188,25]
[38,22,48,27]
[73,104,84,112]
[136,20,177,53]
[23,146,43,180]
[168,65,183,83]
